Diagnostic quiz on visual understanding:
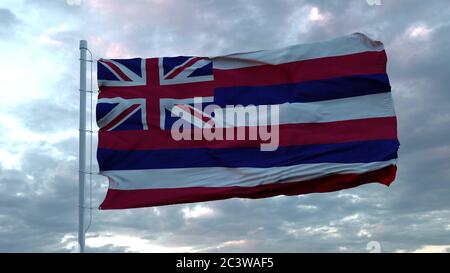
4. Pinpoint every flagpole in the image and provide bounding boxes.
[78,40,87,253]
